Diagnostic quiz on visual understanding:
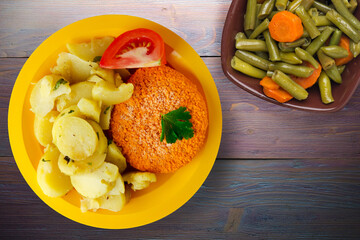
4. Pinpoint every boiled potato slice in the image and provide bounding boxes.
[66,36,114,62]
[87,74,103,84]
[58,153,81,176]
[80,197,100,213]
[56,105,84,120]
[99,105,113,130]
[97,193,126,212]
[123,172,156,191]
[107,175,125,195]
[75,120,107,170]
[52,116,98,161]
[51,52,93,83]
[105,140,127,173]
[37,145,73,197]
[34,111,59,147]
[56,81,95,112]
[70,162,119,198]
[77,98,101,123]
[90,64,114,83]
[30,74,70,117]
[92,80,134,105]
